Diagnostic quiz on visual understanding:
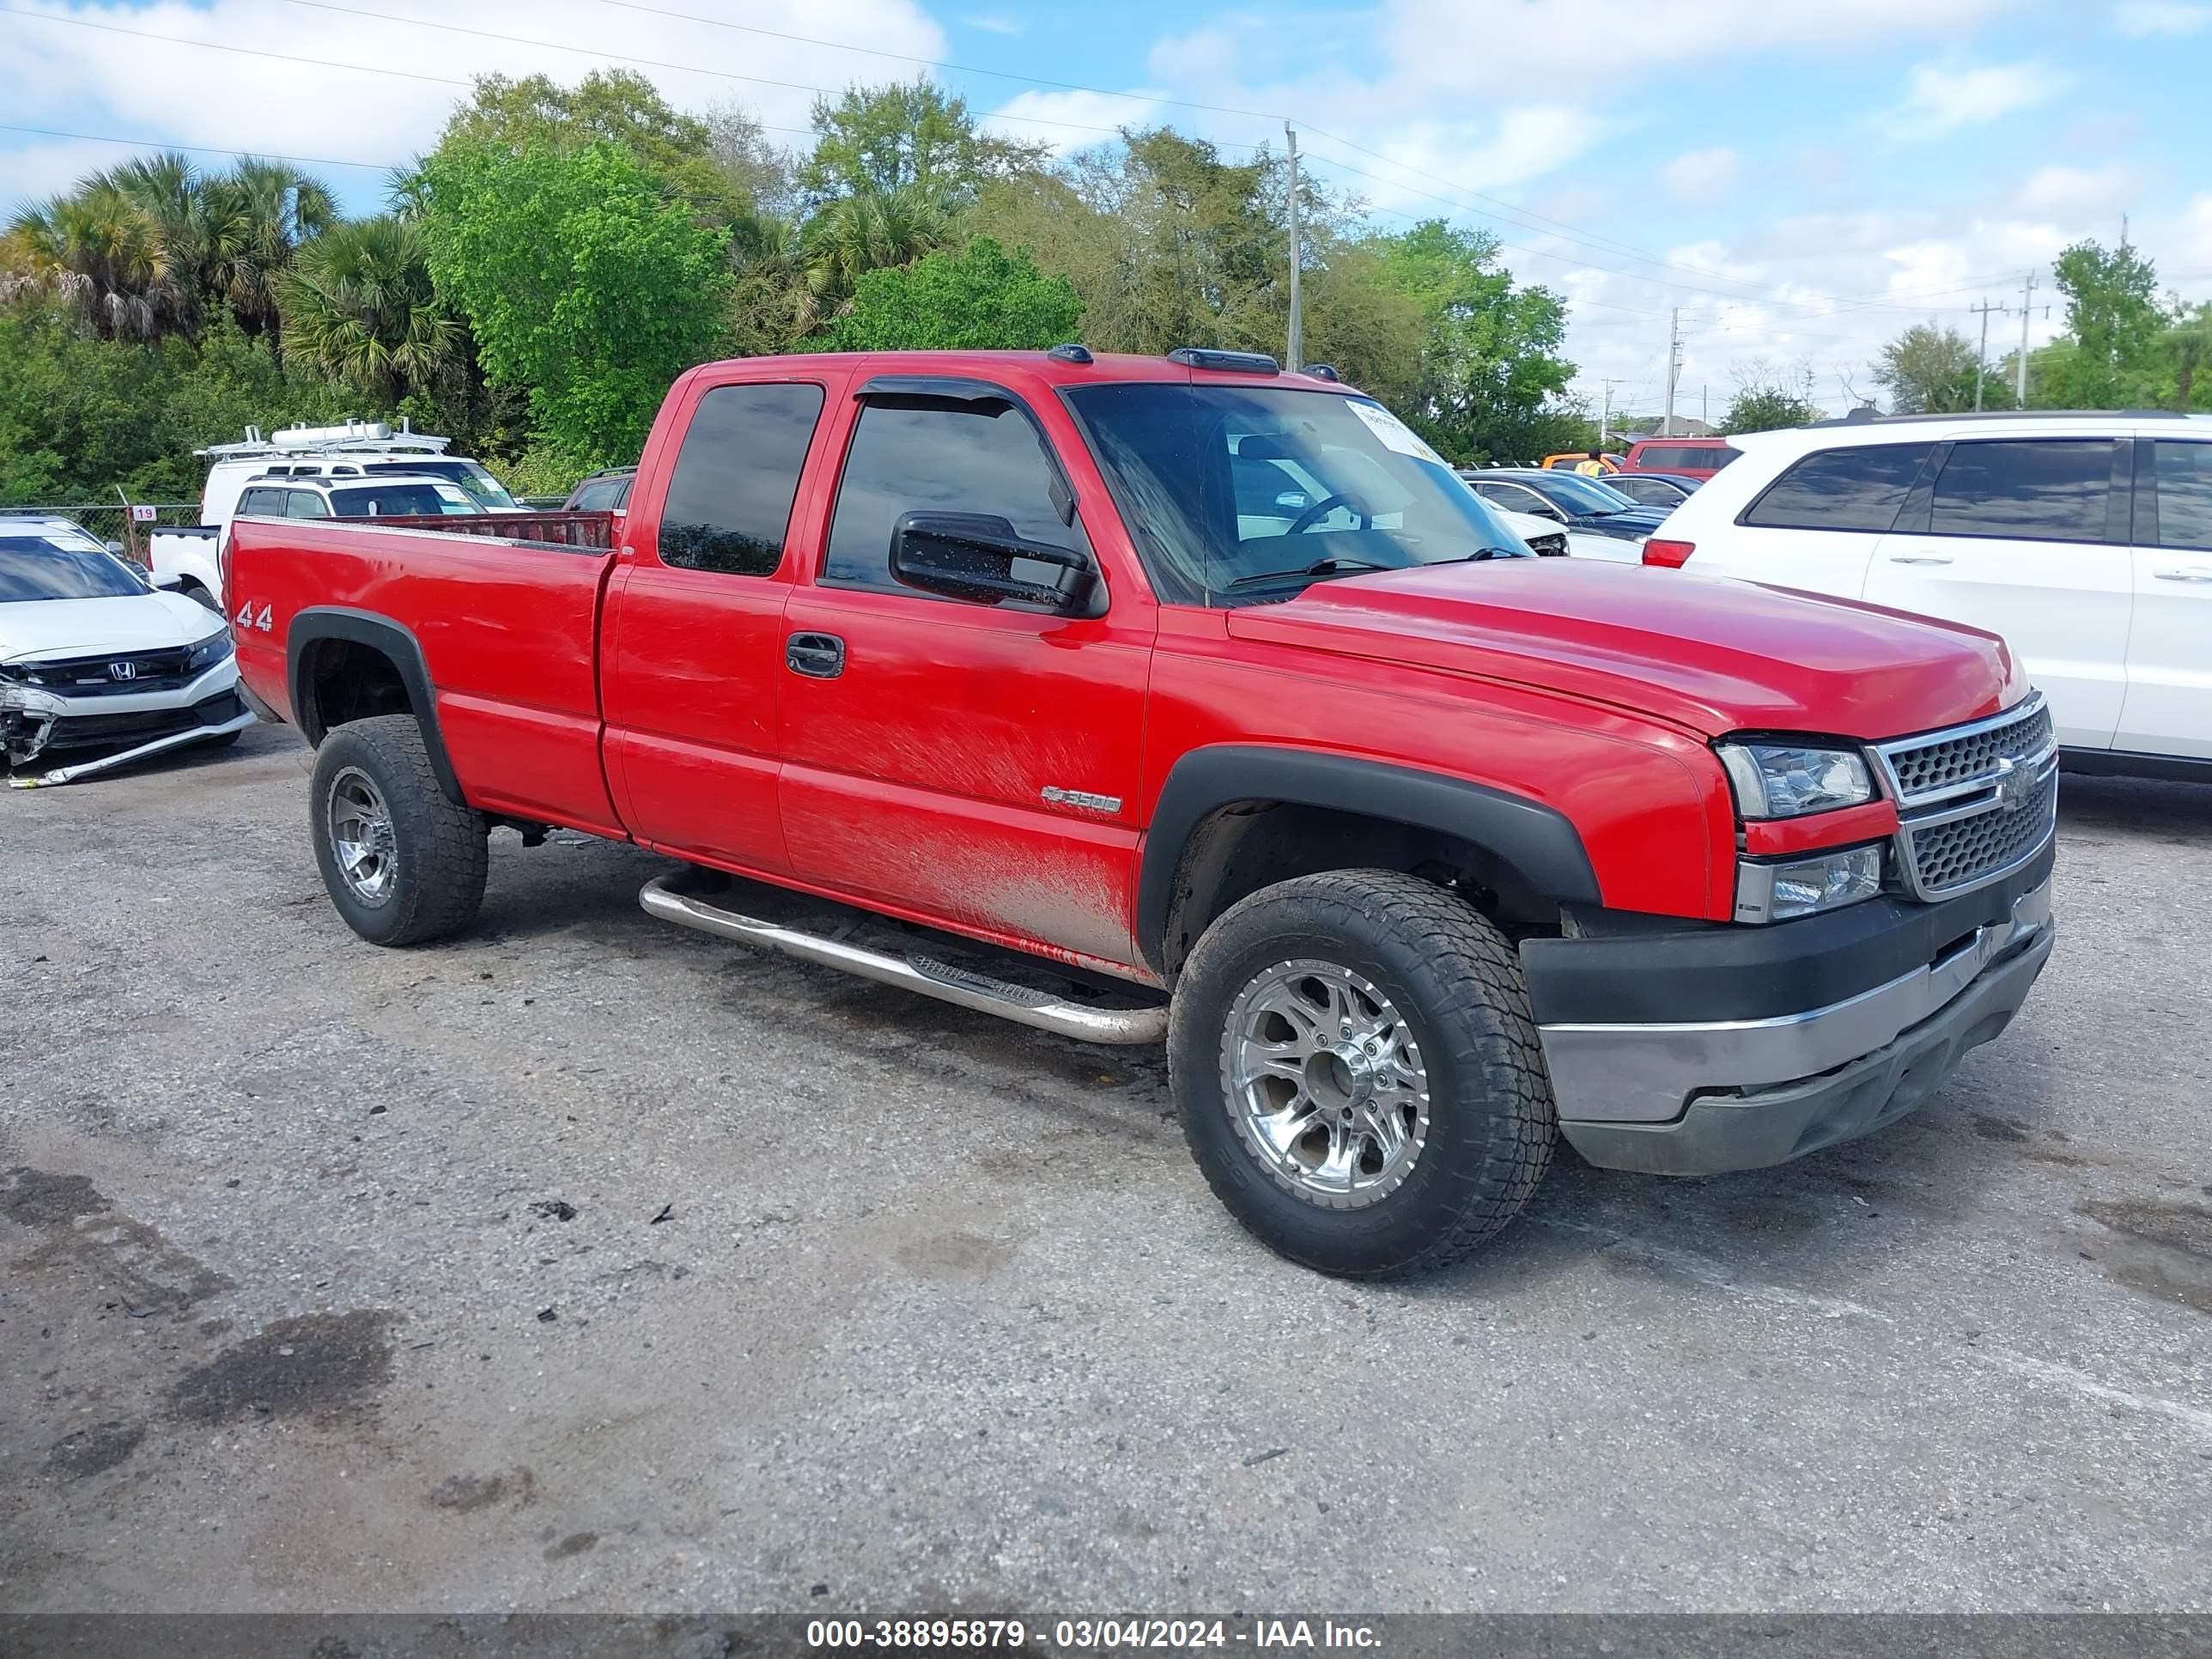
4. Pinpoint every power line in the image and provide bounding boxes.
[0,122,402,172]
